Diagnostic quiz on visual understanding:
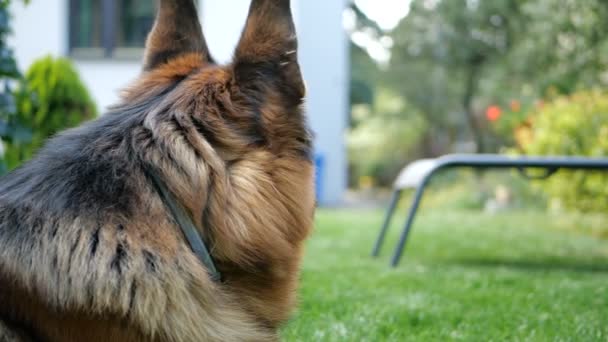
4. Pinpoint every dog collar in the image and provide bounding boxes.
[146,168,221,282]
